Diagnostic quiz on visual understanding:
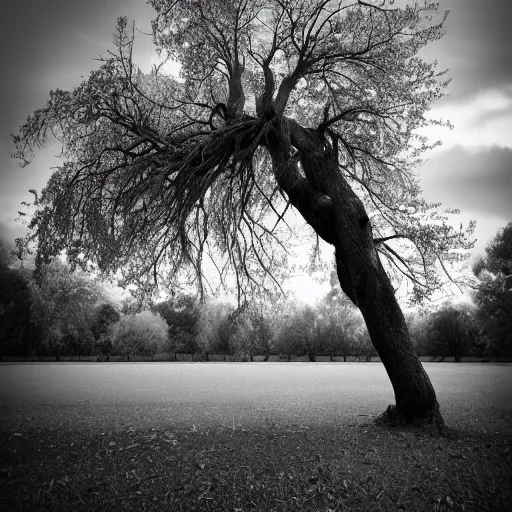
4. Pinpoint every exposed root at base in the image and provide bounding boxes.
[375,404,448,436]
